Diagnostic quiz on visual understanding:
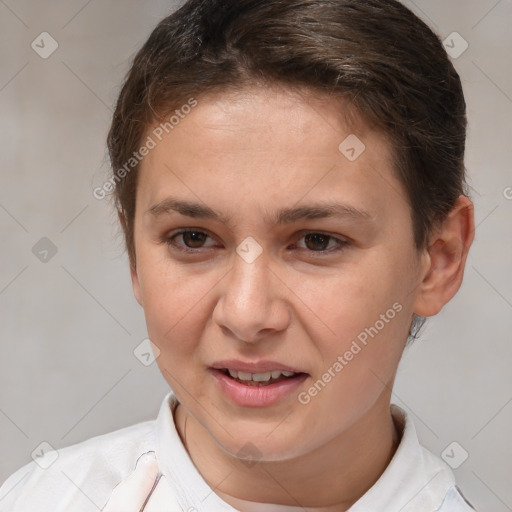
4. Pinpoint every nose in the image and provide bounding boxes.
[212,251,291,343]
